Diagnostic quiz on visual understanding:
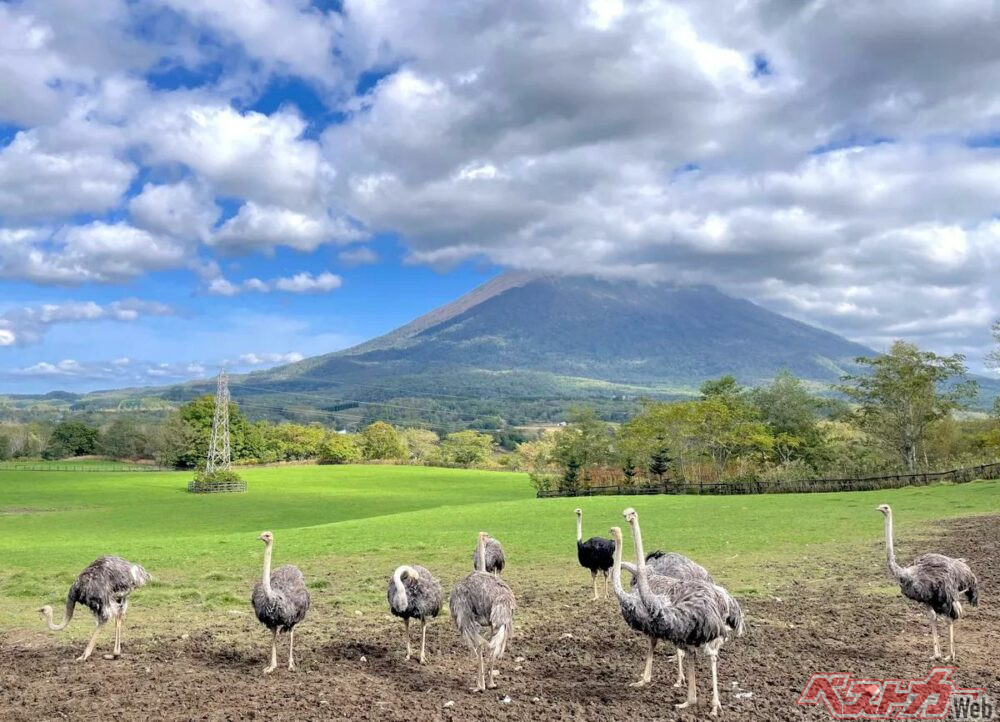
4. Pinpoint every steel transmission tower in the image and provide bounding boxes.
[205,370,232,472]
